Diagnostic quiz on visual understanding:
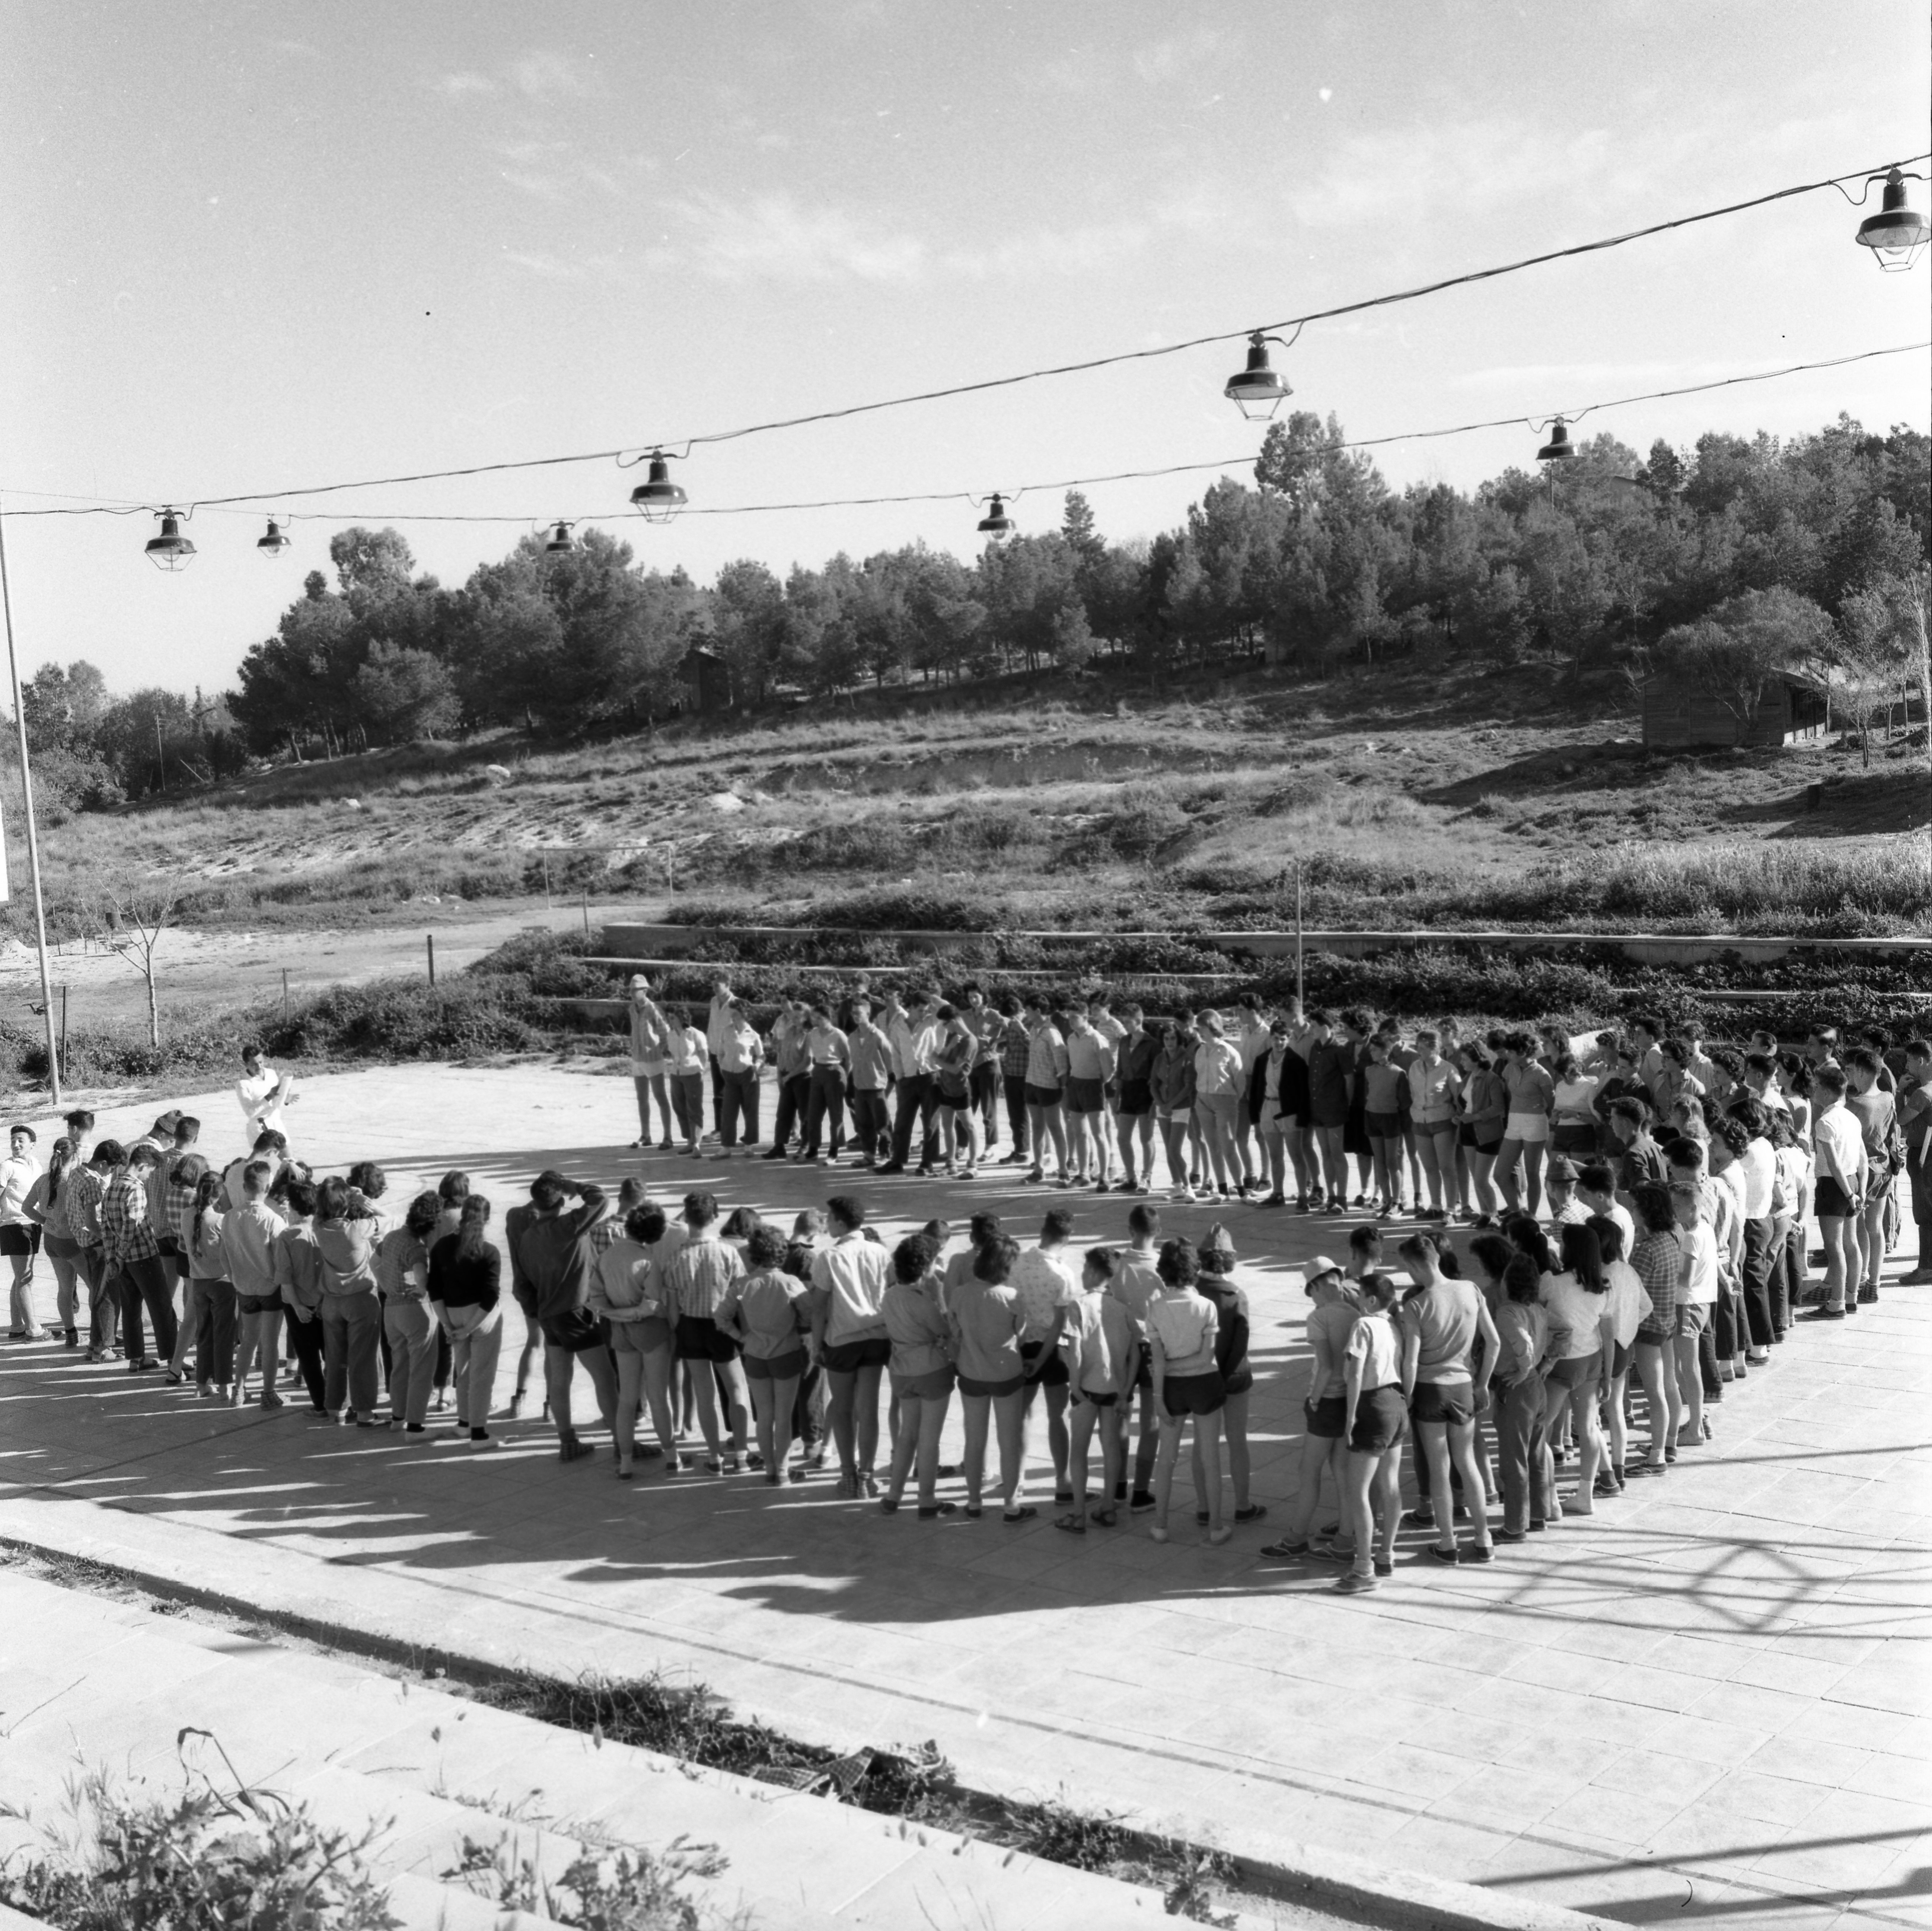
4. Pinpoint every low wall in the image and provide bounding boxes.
[601,923,1932,969]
